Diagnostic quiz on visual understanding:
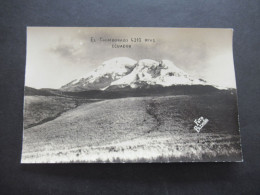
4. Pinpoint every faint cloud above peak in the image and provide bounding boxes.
[50,44,79,60]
